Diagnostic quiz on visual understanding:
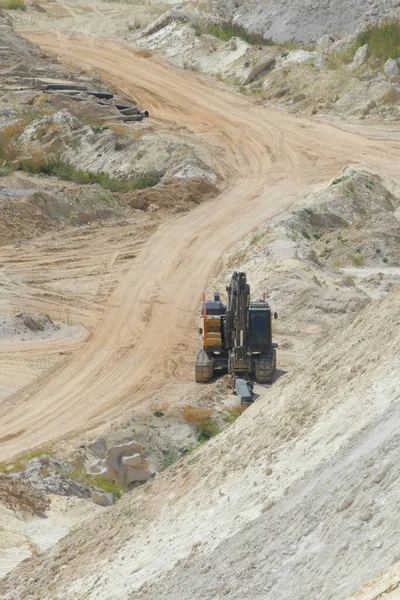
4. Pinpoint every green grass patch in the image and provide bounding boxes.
[207,21,273,46]
[0,447,54,474]
[66,464,125,499]
[353,19,400,65]
[17,155,161,192]
[0,0,25,9]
